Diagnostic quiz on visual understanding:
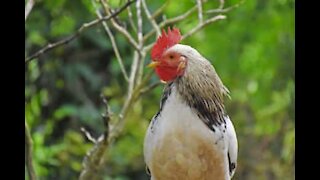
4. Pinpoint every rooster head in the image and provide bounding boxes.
[148,27,187,82]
